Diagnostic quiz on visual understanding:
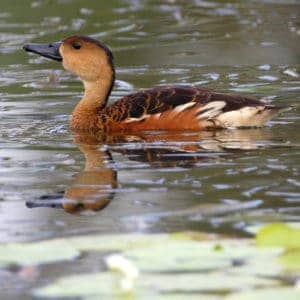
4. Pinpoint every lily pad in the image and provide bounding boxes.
[124,240,231,271]
[34,273,118,299]
[245,222,300,235]
[256,223,300,248]
[123,239,281,273]
[281,249,300,270]
[226,287,300,300]
[86,295,221,300]
[34,270,279,299]
[255,223,300,271]
[0,233,210,267]
[140,272,279,292]
[0,240,79,267]
[67,233,171,251]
